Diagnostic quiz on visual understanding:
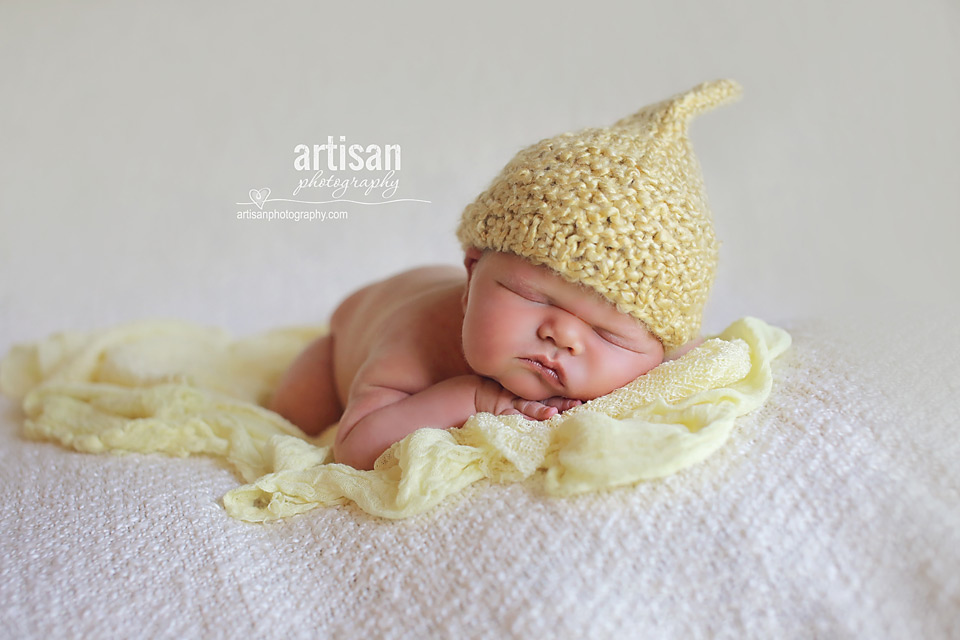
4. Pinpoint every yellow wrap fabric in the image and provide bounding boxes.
[0,317,790,520]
